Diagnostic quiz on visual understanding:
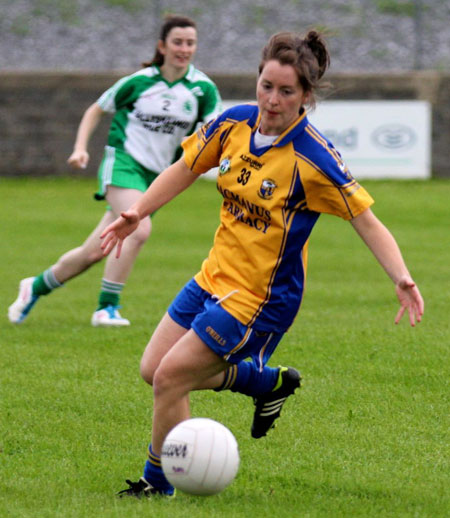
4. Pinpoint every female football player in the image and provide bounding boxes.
[8,14,222,327]
[101,30,424,497]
